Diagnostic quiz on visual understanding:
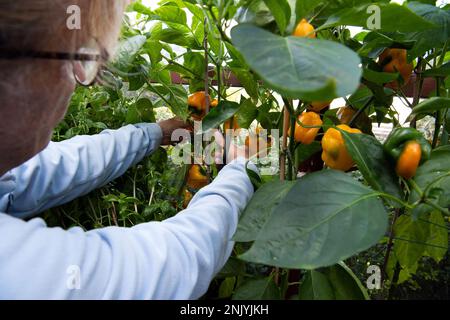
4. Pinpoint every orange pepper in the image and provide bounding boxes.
[293,112,323,145]
[321,125,361,171]
[293,19,316,38]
